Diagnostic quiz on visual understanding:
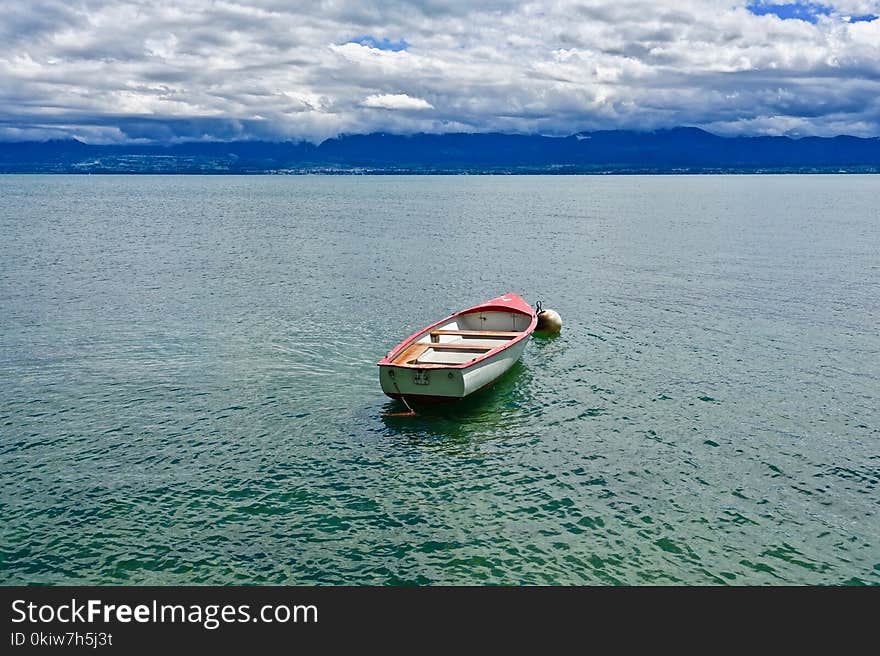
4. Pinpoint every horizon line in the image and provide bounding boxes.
[3,126,880,147]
